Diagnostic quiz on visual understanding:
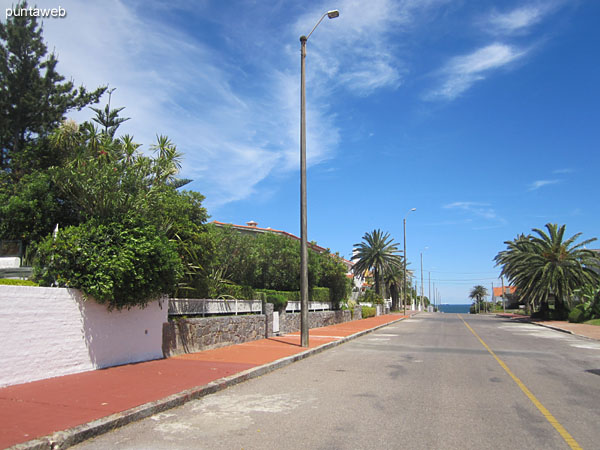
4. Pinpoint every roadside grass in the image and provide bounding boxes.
[0,278,38,286]
[584,319,600,326]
